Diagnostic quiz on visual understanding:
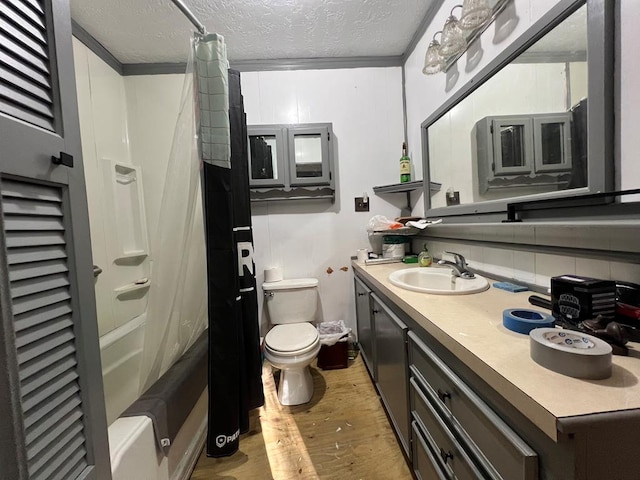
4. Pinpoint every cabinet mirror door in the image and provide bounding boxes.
[492,117,533,176]
[248,128,286,186]
[288,125,331,185]
[533,113,572,173]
